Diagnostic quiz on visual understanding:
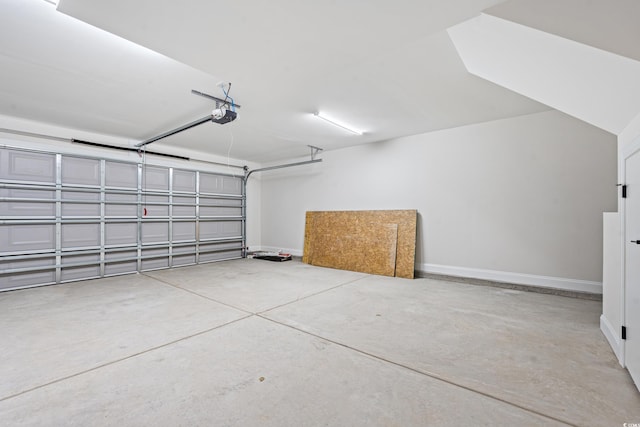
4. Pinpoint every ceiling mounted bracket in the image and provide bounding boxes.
[308,145,323,160]
[245,146,324,181]
[191,90,242,109]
